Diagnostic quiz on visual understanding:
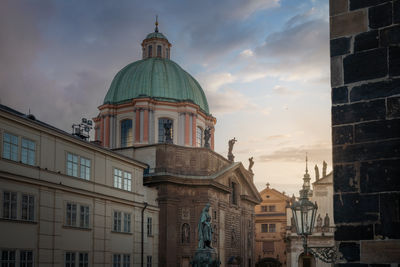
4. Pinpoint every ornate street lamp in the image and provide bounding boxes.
[290,189,340,263]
